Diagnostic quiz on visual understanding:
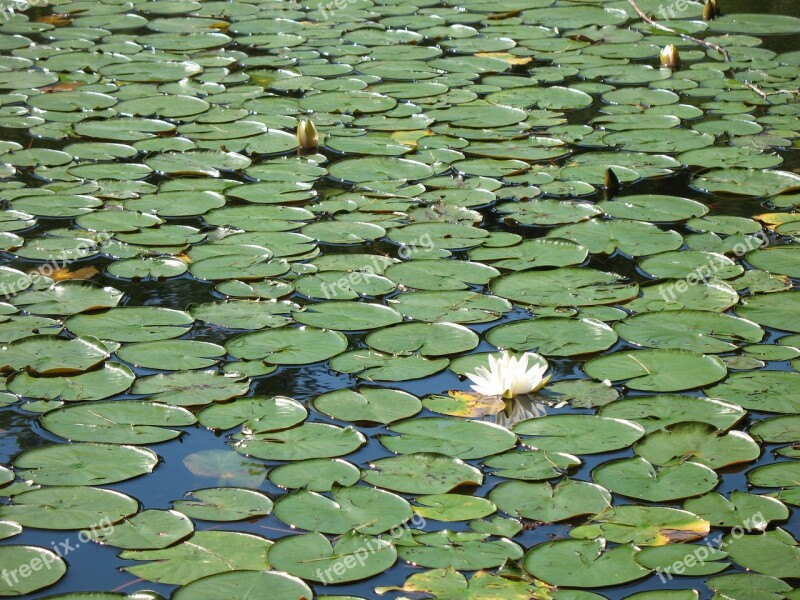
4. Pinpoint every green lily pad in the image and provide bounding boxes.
[384,260,498,291]
[547,219,683,257]
[0,486,138,530]
[484,449,581,481]
[692,169,800,197]
[683,491,789,530]
[491,268,639,306]
[172,488,273,522]
[635,544,729,577]
[274,486,411,534]
[598,194,708,222]
[397,530,523,570]
[171,570,312,600]
[749,414,800,443]
[592,456,718,502]
[614,311,763,353]
[705,372,800,413]
[707,573,793,600]
[65,307,193,342]
[388,291,511,323]
[313,387,421,424]
[8,362,135,402]
[197,396,306,433]
[366,322,479,357]
[380,418,516,459]
[13,442,158,486]
[122,531,273,585]
[376,567,542,600]
[513,415,645,454]
[634,422,760,469]
[226,326,347,365]
[413,494,496,522]
[268,531,396,584]
[0,546,66,596]
[292,302,402,331]
[89,509,193,550]
[584,349,727,392]
[523,538,651,587]
[235,423,365,461]
[599,395,746,433]
[722,528,800,578]
[490,479,611,522]
[361,453,483,494]
[331,350,450,381]
[570,505,711,546]
[131,371,250,406]
[486,317,617,356]
[748,461,800,488]
[269,458,360,492]
[10,281,123,315]
[0,335,109,375]
[40,401,194,444]
[116,340,224,370]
